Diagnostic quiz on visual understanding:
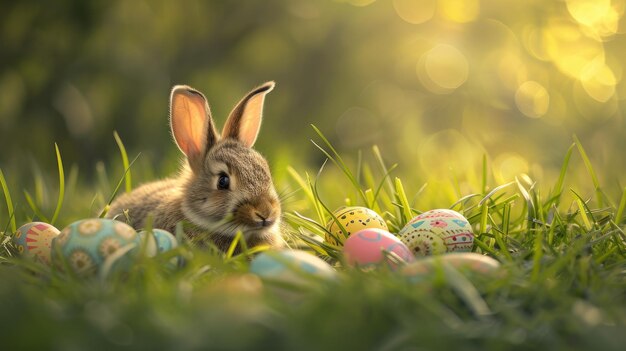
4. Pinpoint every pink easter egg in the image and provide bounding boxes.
[342,228,415,268]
